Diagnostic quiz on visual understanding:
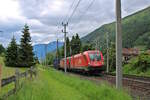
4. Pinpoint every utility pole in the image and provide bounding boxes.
[106,32,109,73]
[62,22,68,73]
[116,0,122,89]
